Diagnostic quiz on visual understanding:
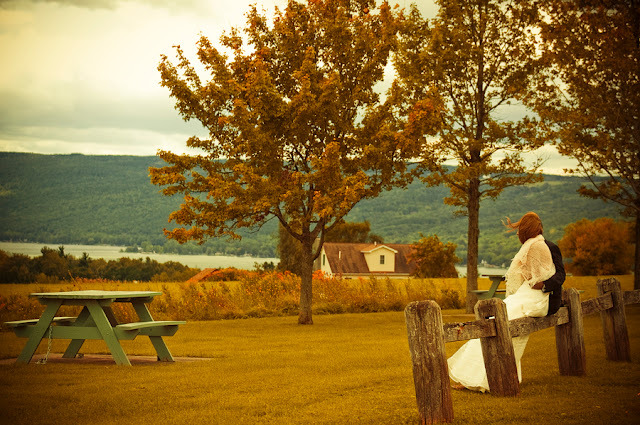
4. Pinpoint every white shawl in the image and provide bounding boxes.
[504,235,556,296]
